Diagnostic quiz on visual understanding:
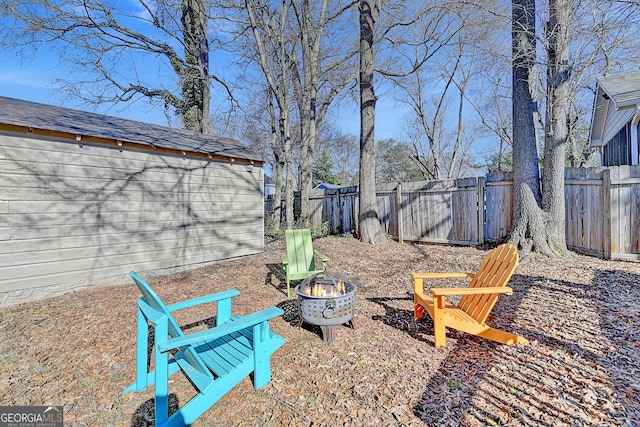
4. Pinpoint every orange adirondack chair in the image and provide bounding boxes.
[412,243,528,348]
